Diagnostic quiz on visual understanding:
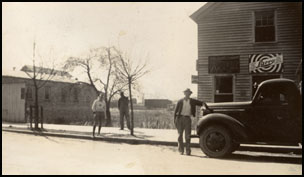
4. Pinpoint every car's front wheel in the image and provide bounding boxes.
[199,125,233,158]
